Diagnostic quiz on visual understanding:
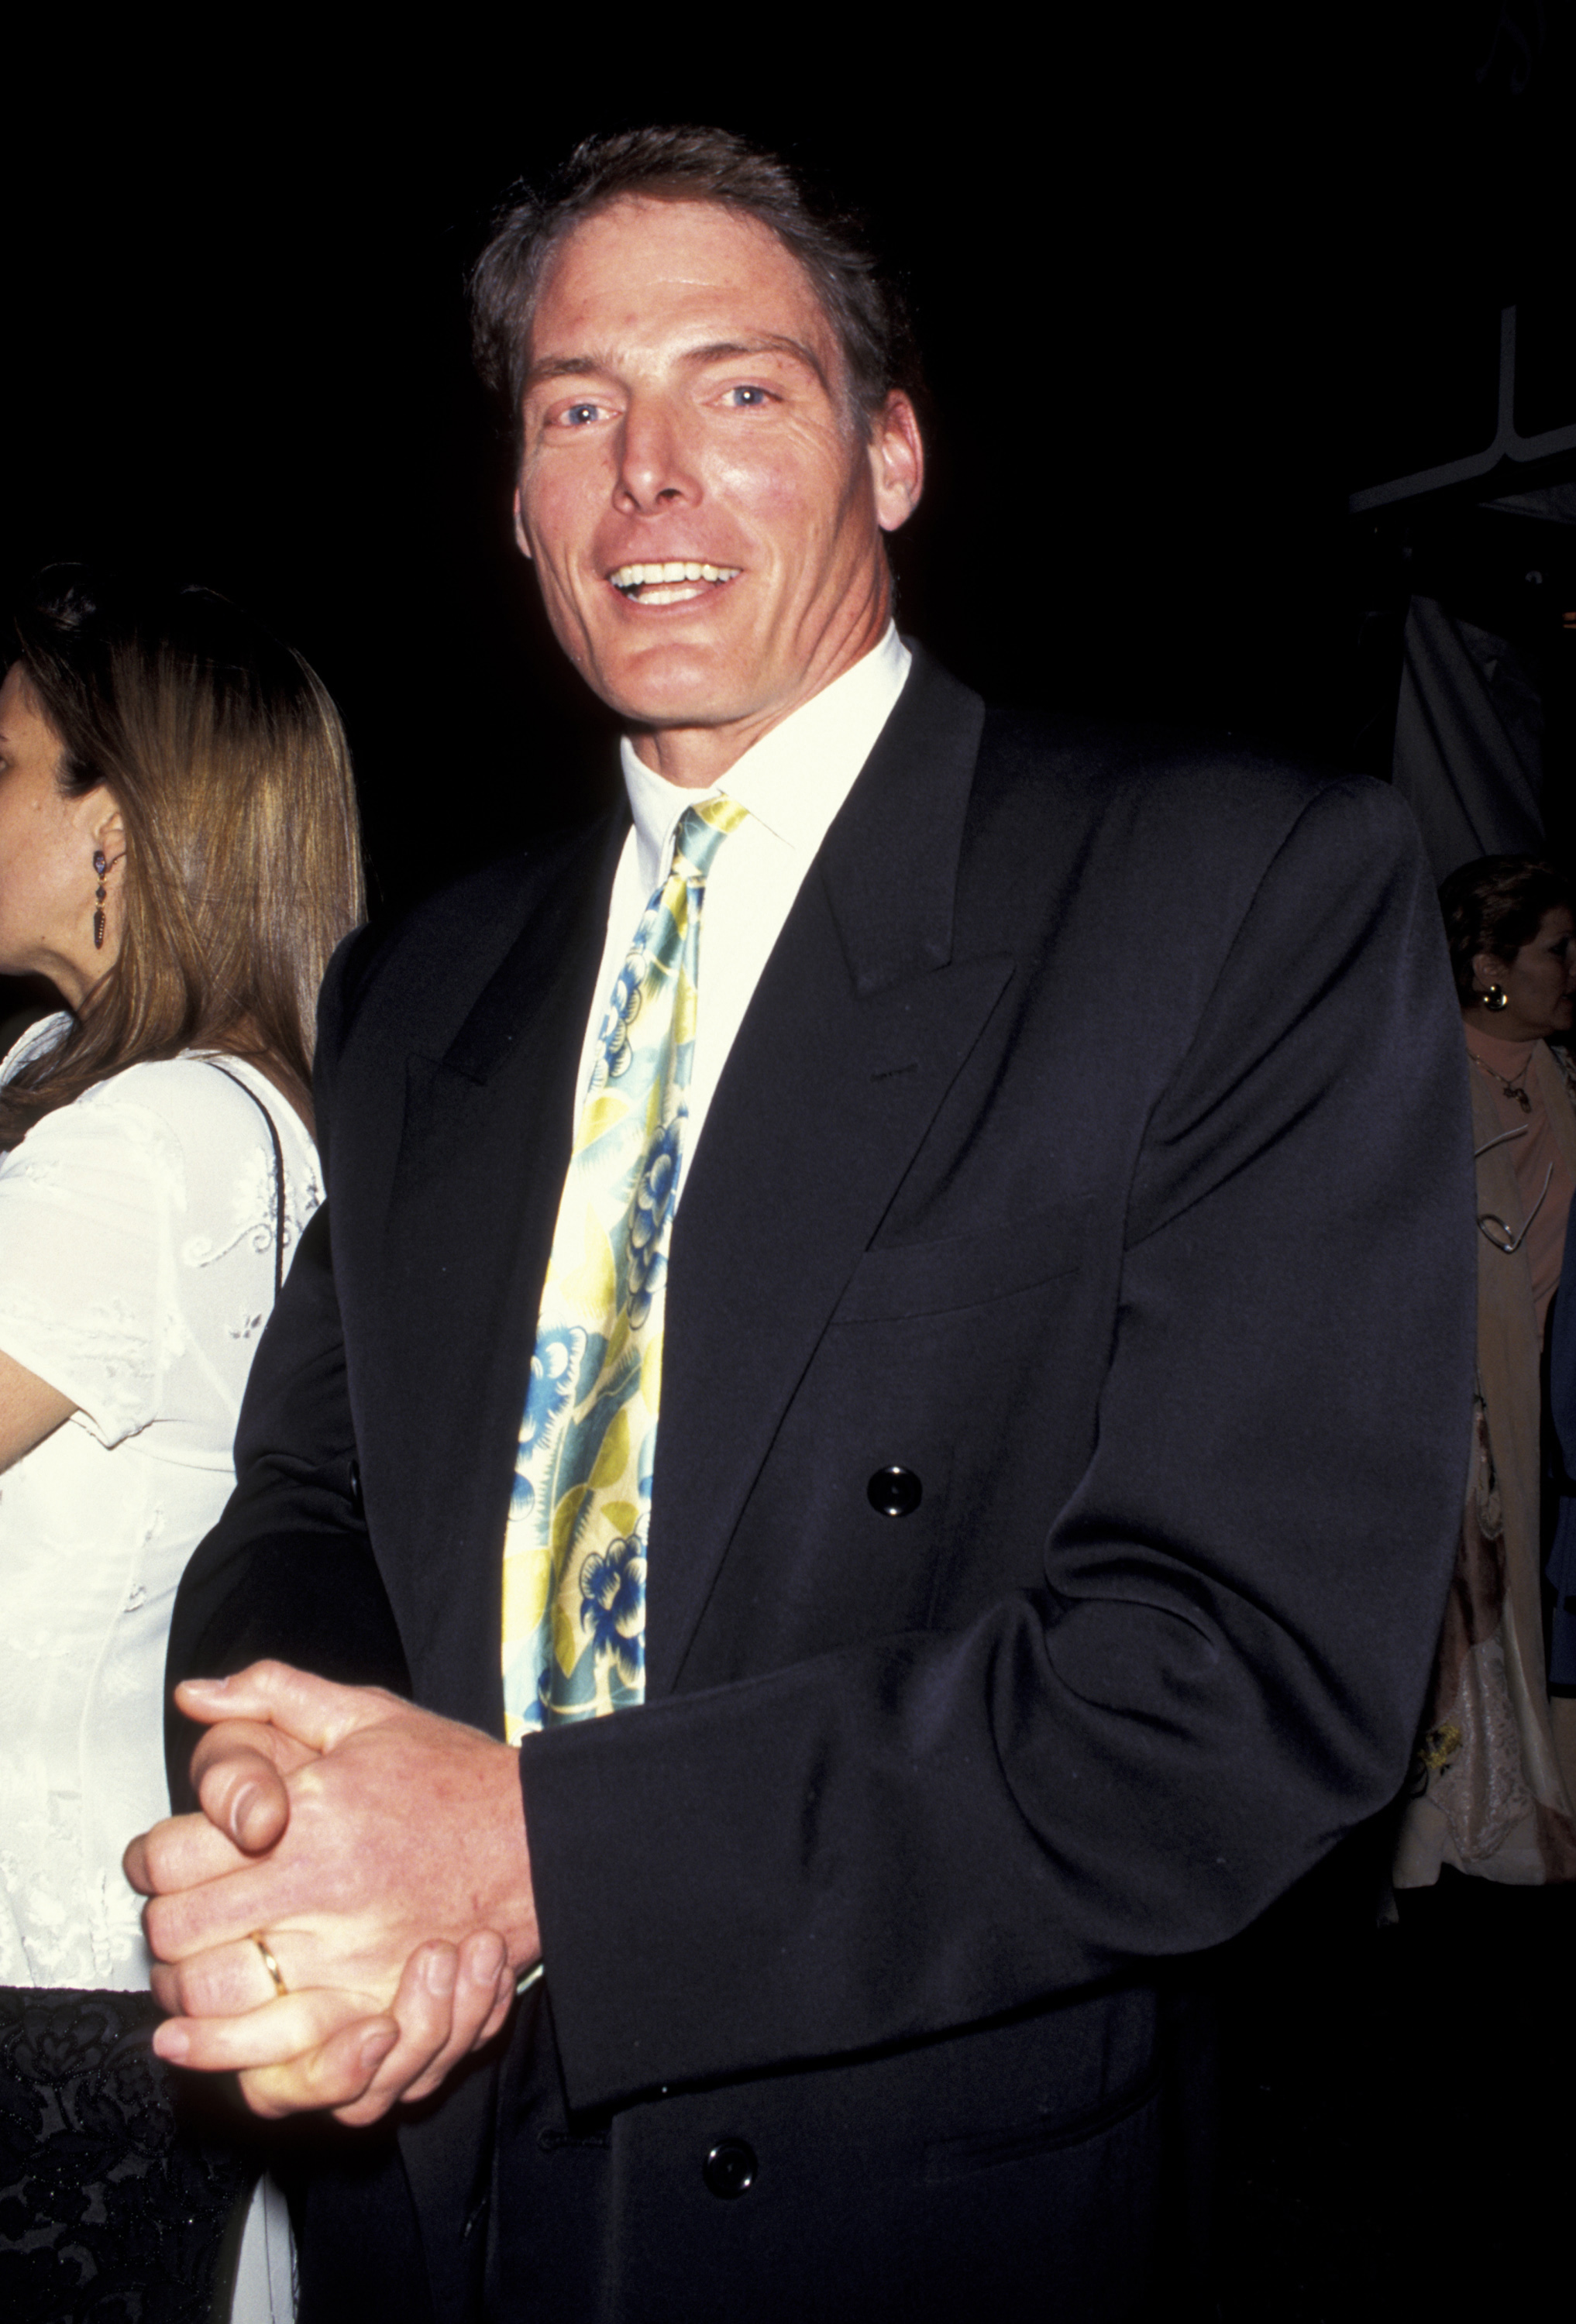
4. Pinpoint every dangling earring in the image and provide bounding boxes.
[1484,984,1509,1013]
[92,850,123,950]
